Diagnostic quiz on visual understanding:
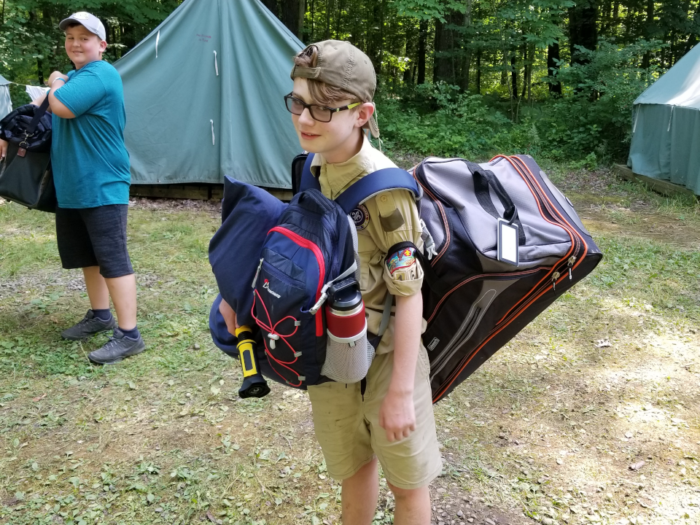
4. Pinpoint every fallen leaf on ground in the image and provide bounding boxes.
[32,394,46,402]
